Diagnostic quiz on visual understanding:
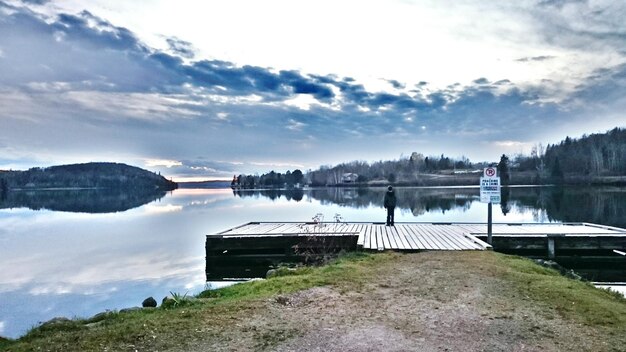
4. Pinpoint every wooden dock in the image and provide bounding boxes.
[206,222,626,280]
[209,222,626,252]
[212,222,492,251]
